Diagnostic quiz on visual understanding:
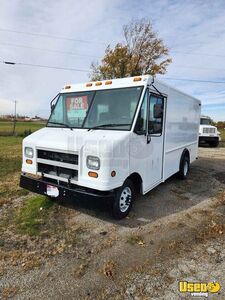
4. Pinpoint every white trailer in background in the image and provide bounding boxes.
[20,75,201,219]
